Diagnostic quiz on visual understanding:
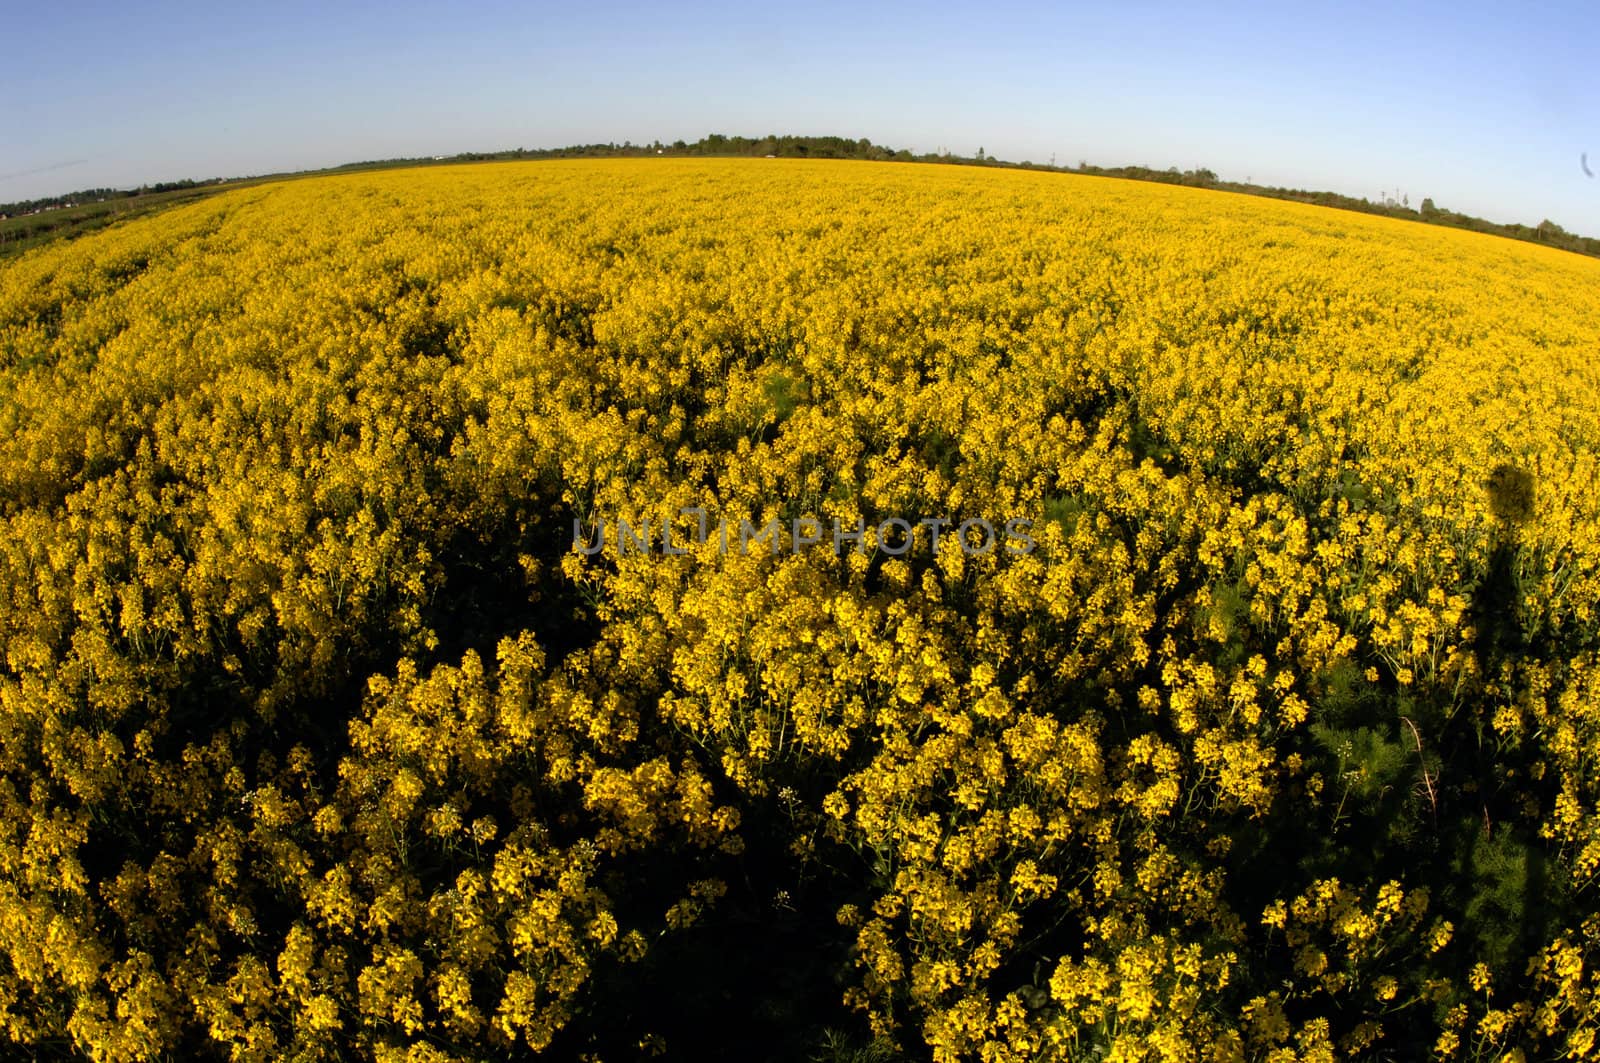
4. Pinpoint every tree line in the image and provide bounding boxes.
[6,135,1597,259]
[0,177,224,218]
